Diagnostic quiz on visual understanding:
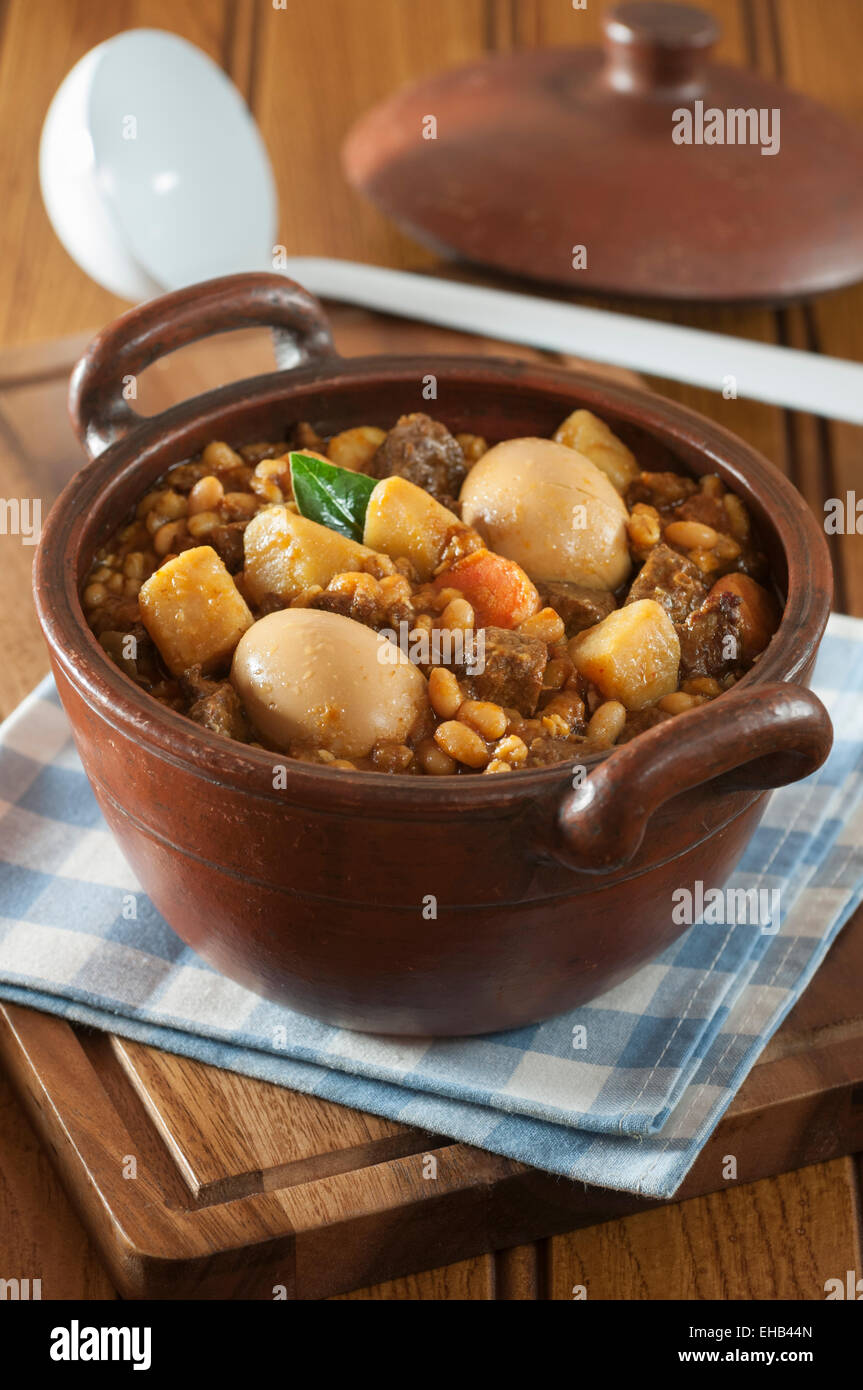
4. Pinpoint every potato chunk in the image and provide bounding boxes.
[363,475,465,580]
[243,507,376,605]
[327,426,386,473]
[139,546,253,677]
[570,599,680,710]
[554,409,640,493]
